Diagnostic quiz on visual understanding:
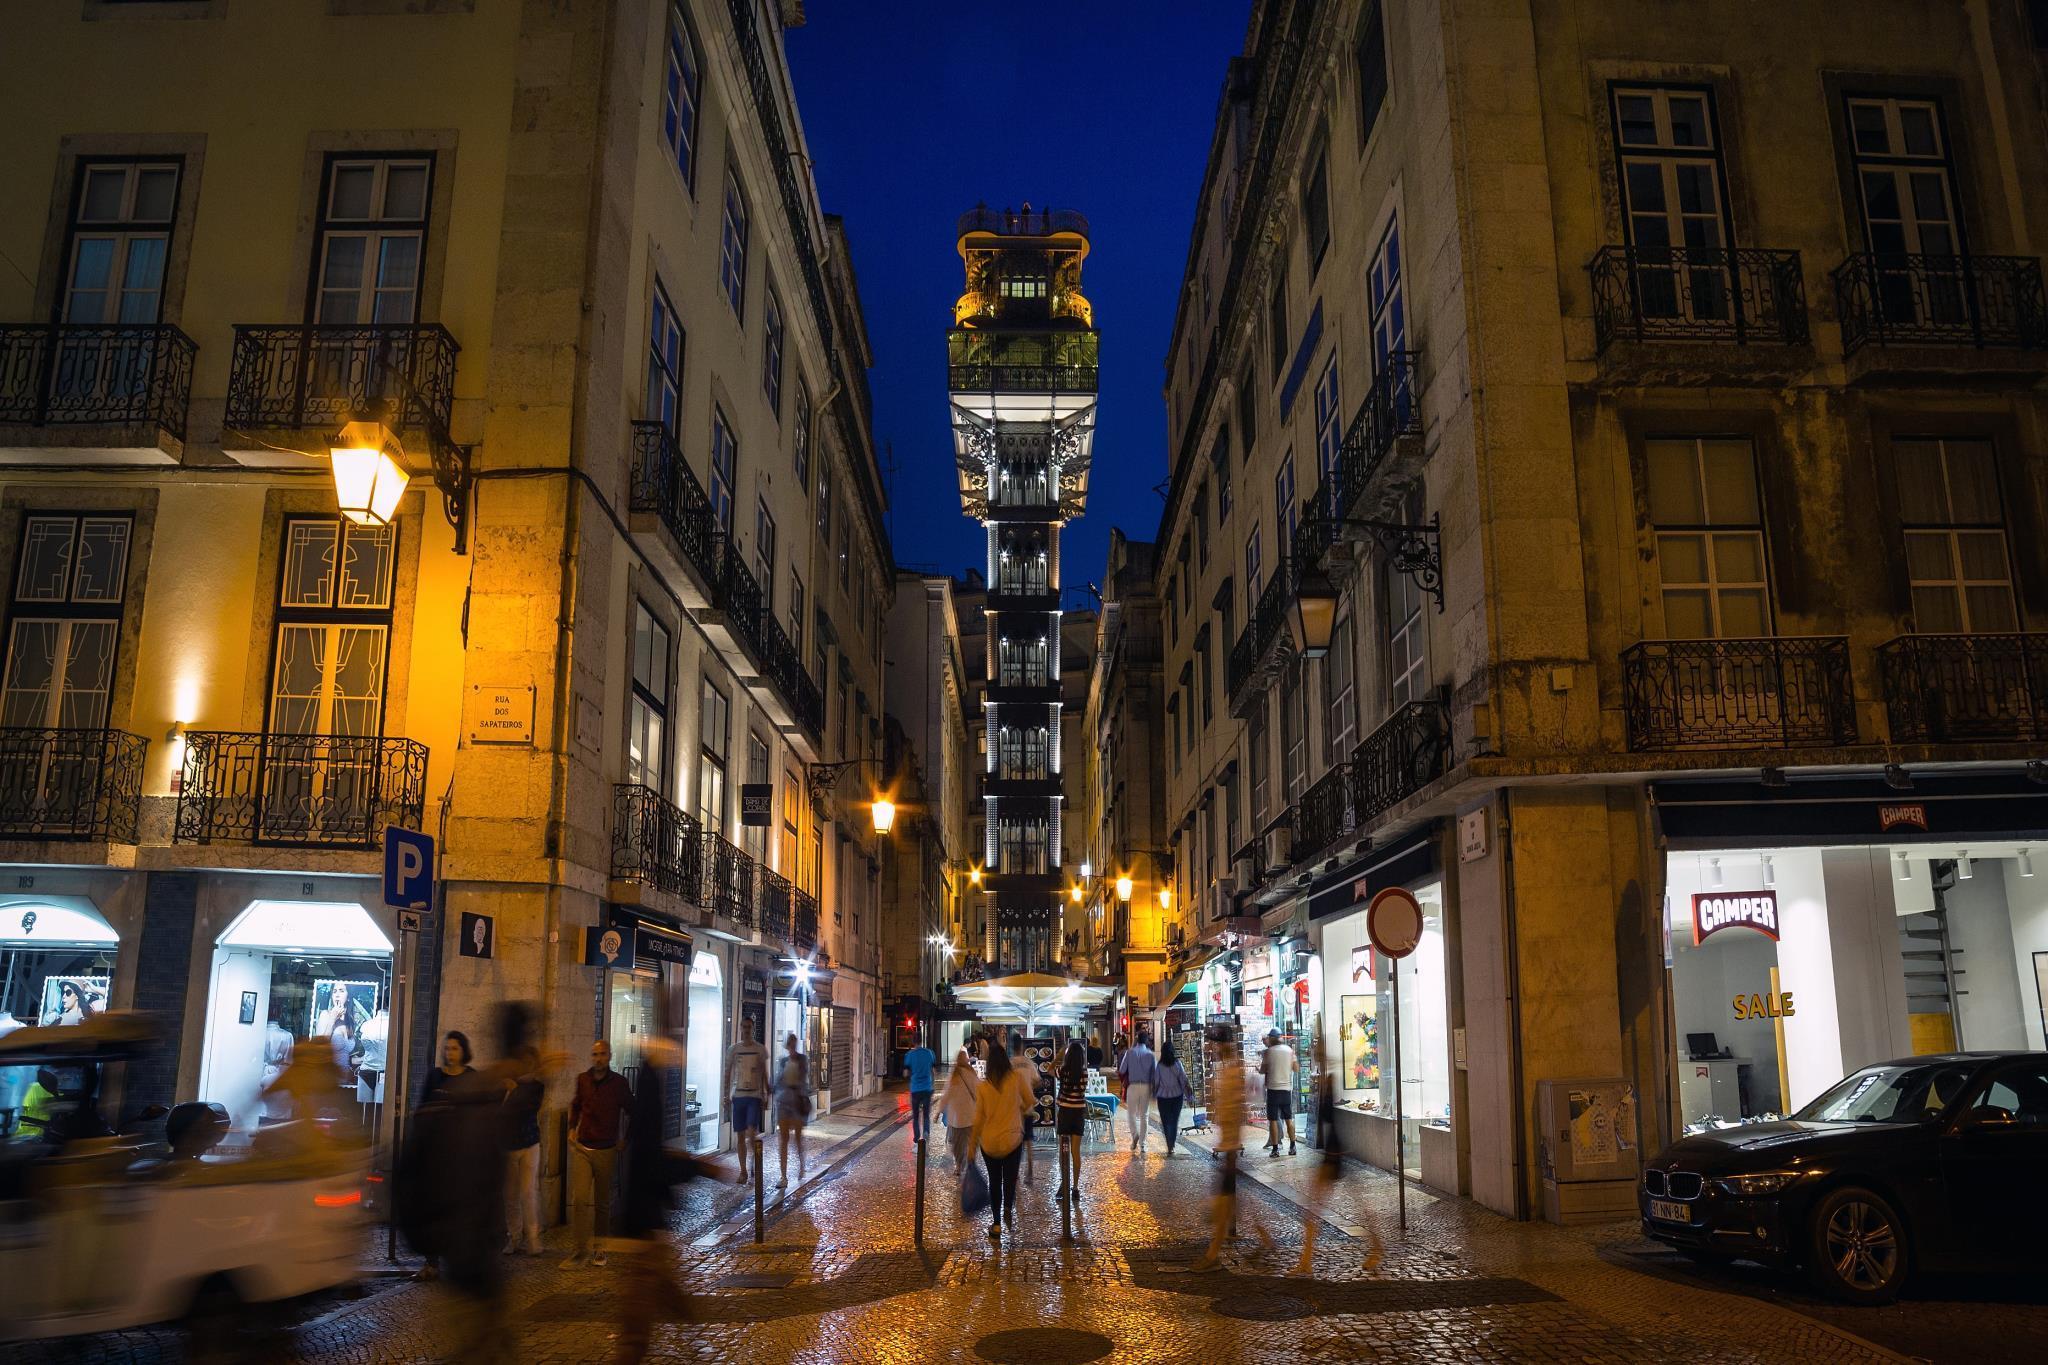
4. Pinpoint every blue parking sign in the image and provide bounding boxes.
[383,826,435,909]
